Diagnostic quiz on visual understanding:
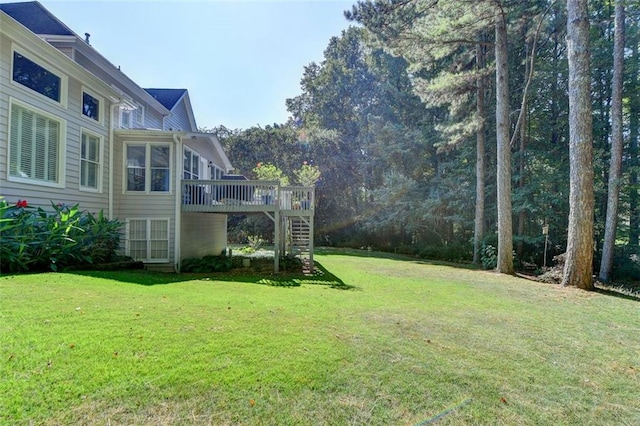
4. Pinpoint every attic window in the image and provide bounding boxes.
[82,91,100,121]
[12,52,61,102]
